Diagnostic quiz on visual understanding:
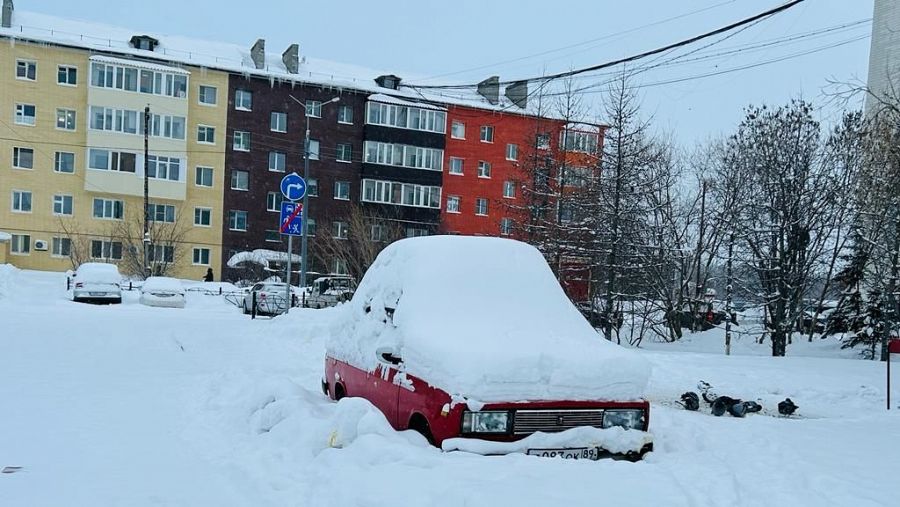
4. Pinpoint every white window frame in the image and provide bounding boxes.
[537,133,551,150]
[235,89,252,111]
[480,125,494,143]
[56,109,77,131]
[451,120,465,139]
[308,178,319,197]
[265,229,282,243]
[365,101,447,134]
[446,195,460,213]
[197,125,216,144]
[268,151,286,172]
[192,247,211,265]
[198,85,218,106]
[266,192,282,212]
[148,203,177,223]
[57,65,78,86]
[448,157,463,175]
[233,131,251,152]
[500,217,513,236]
[478,161,491,179]
[360,178,441,209]
[337,105,353,124]
[334,181,350,200]
[53,194,74,216]
[308,139,320,160]
[147,155,181,181]
[16,60,37,81]
[506,143,518,161]
[90,239,123,261]
[15,103,36,126]
[194,207,212,227]
[363,141,444,171]
[306,100,323,118]
[333,221,349,239]
[475,198,489,216]
[52,236,72,258]
[270,111,288,133]
[12,190,33,213]
[231,170,249,191]
[307,218,317,237]
[92,198,124,220]
[55,152,75,174]
[503,181,516,199]
[336,143,352,163]
[195,166,213,187]
[11,234,31,255]
[229,210,248,231]
[13,147,34,170]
